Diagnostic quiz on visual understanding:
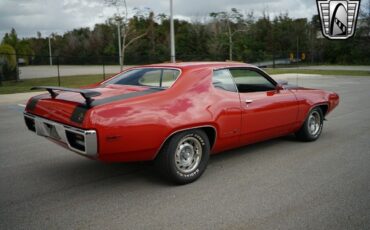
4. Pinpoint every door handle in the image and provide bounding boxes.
[245,99,253,108]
